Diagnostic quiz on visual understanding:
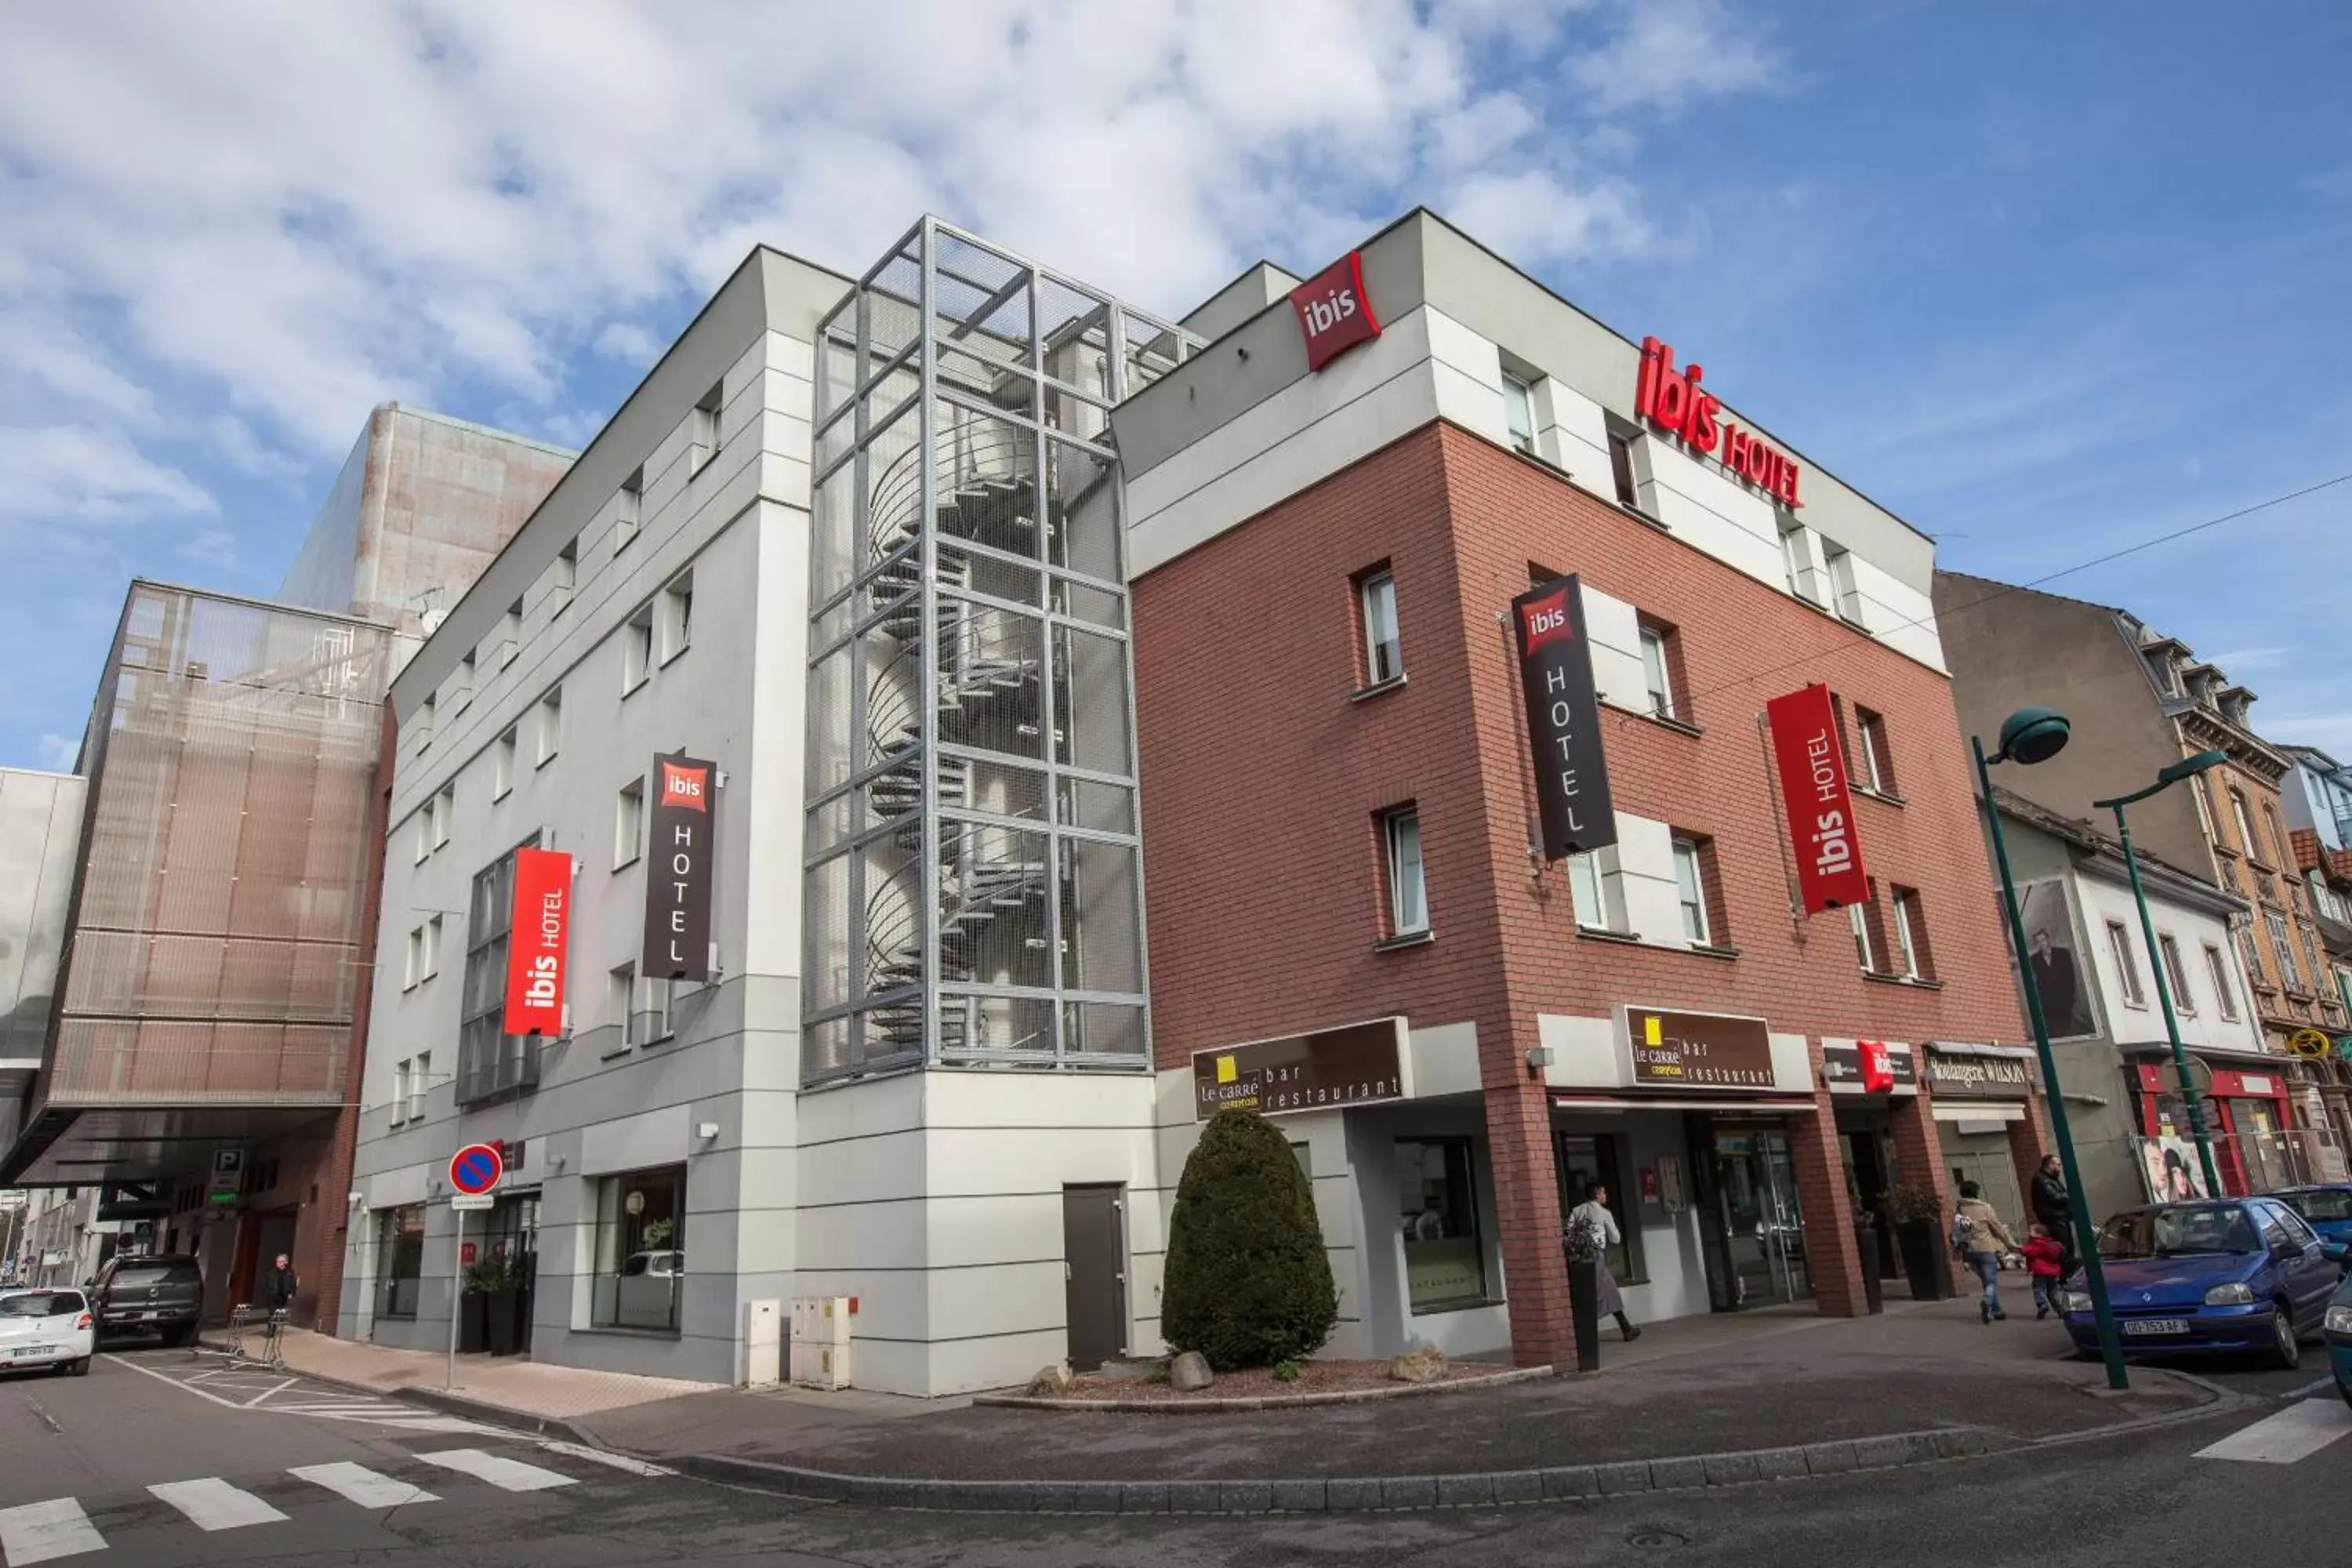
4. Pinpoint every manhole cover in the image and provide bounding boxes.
[1627,1529,1688,1549]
